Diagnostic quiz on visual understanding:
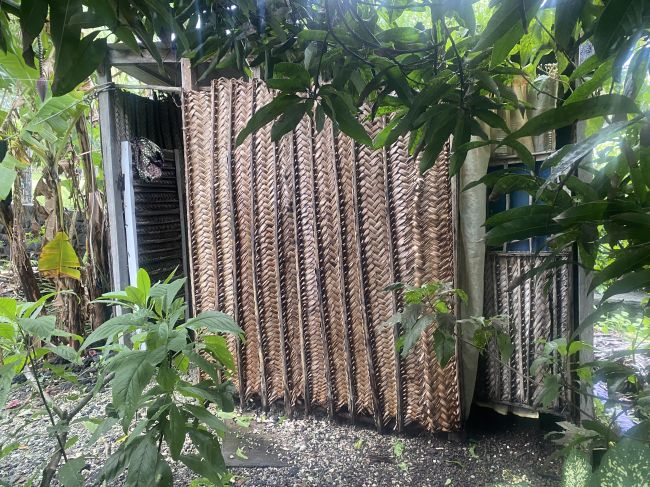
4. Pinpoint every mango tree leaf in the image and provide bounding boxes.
[271,102,309,141]
[601,269,650,303]
[486,216,562,246]
[590,247,650,292]
[475,0,542,51]
[52,32,108,96]
[555,0,585,50]
[38,231,81,280]
[236,94,300,146]
[591,0,647,58]
[504,95,640,141]
[322,90,372,145]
